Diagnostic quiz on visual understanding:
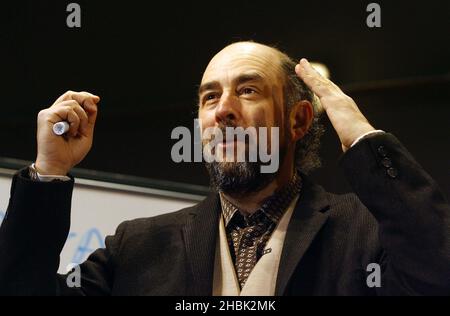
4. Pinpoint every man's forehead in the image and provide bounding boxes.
[201,43,282,85]
[198,72,266,96]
